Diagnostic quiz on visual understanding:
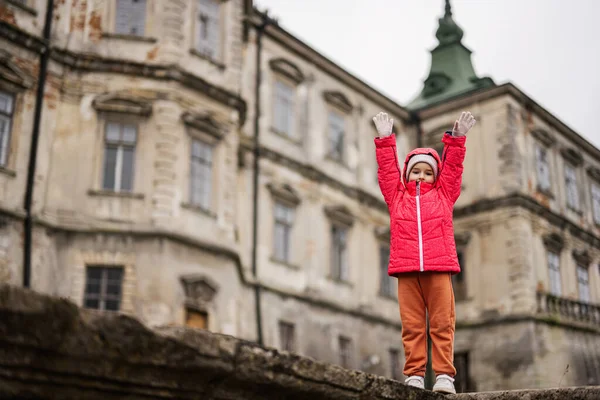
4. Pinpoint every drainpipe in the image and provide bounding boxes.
[23,0,54,288]
[250,10,275,346]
